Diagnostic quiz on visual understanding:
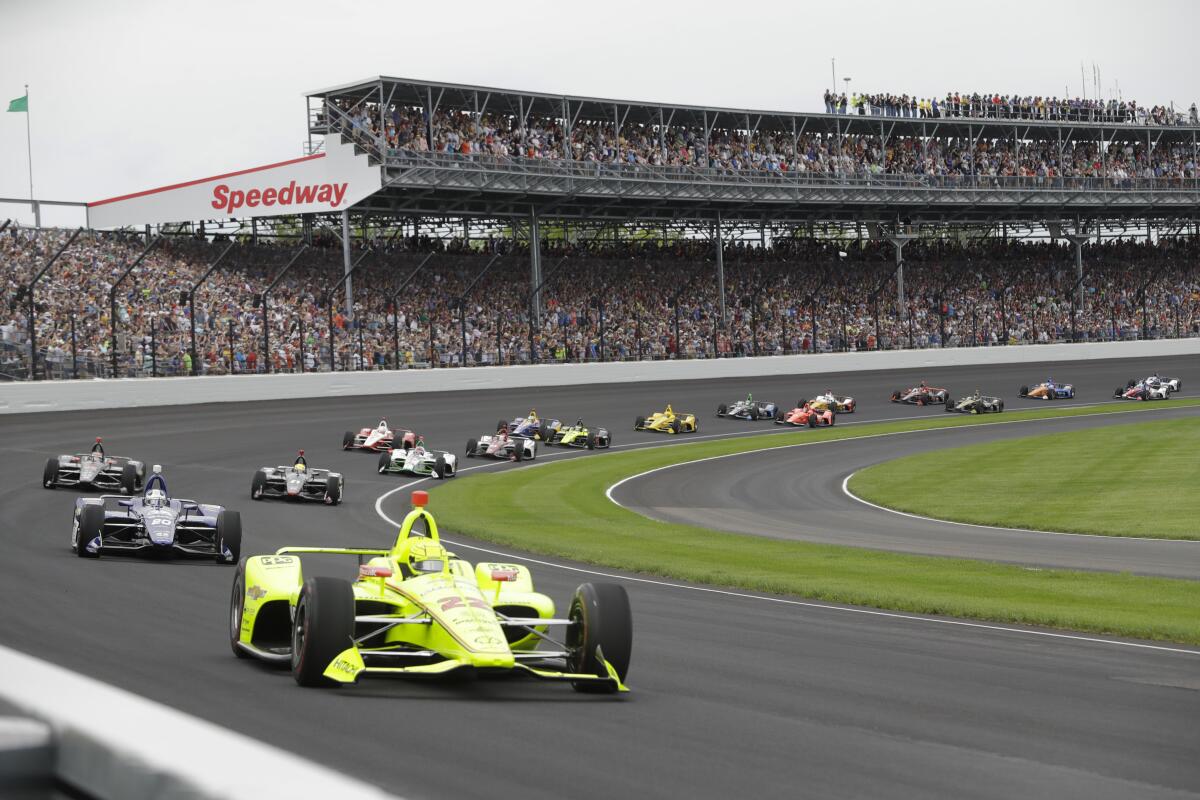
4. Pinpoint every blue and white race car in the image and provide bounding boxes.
[1018,378,1075,400]
[70,467,241,563]
[501,410,560,440]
